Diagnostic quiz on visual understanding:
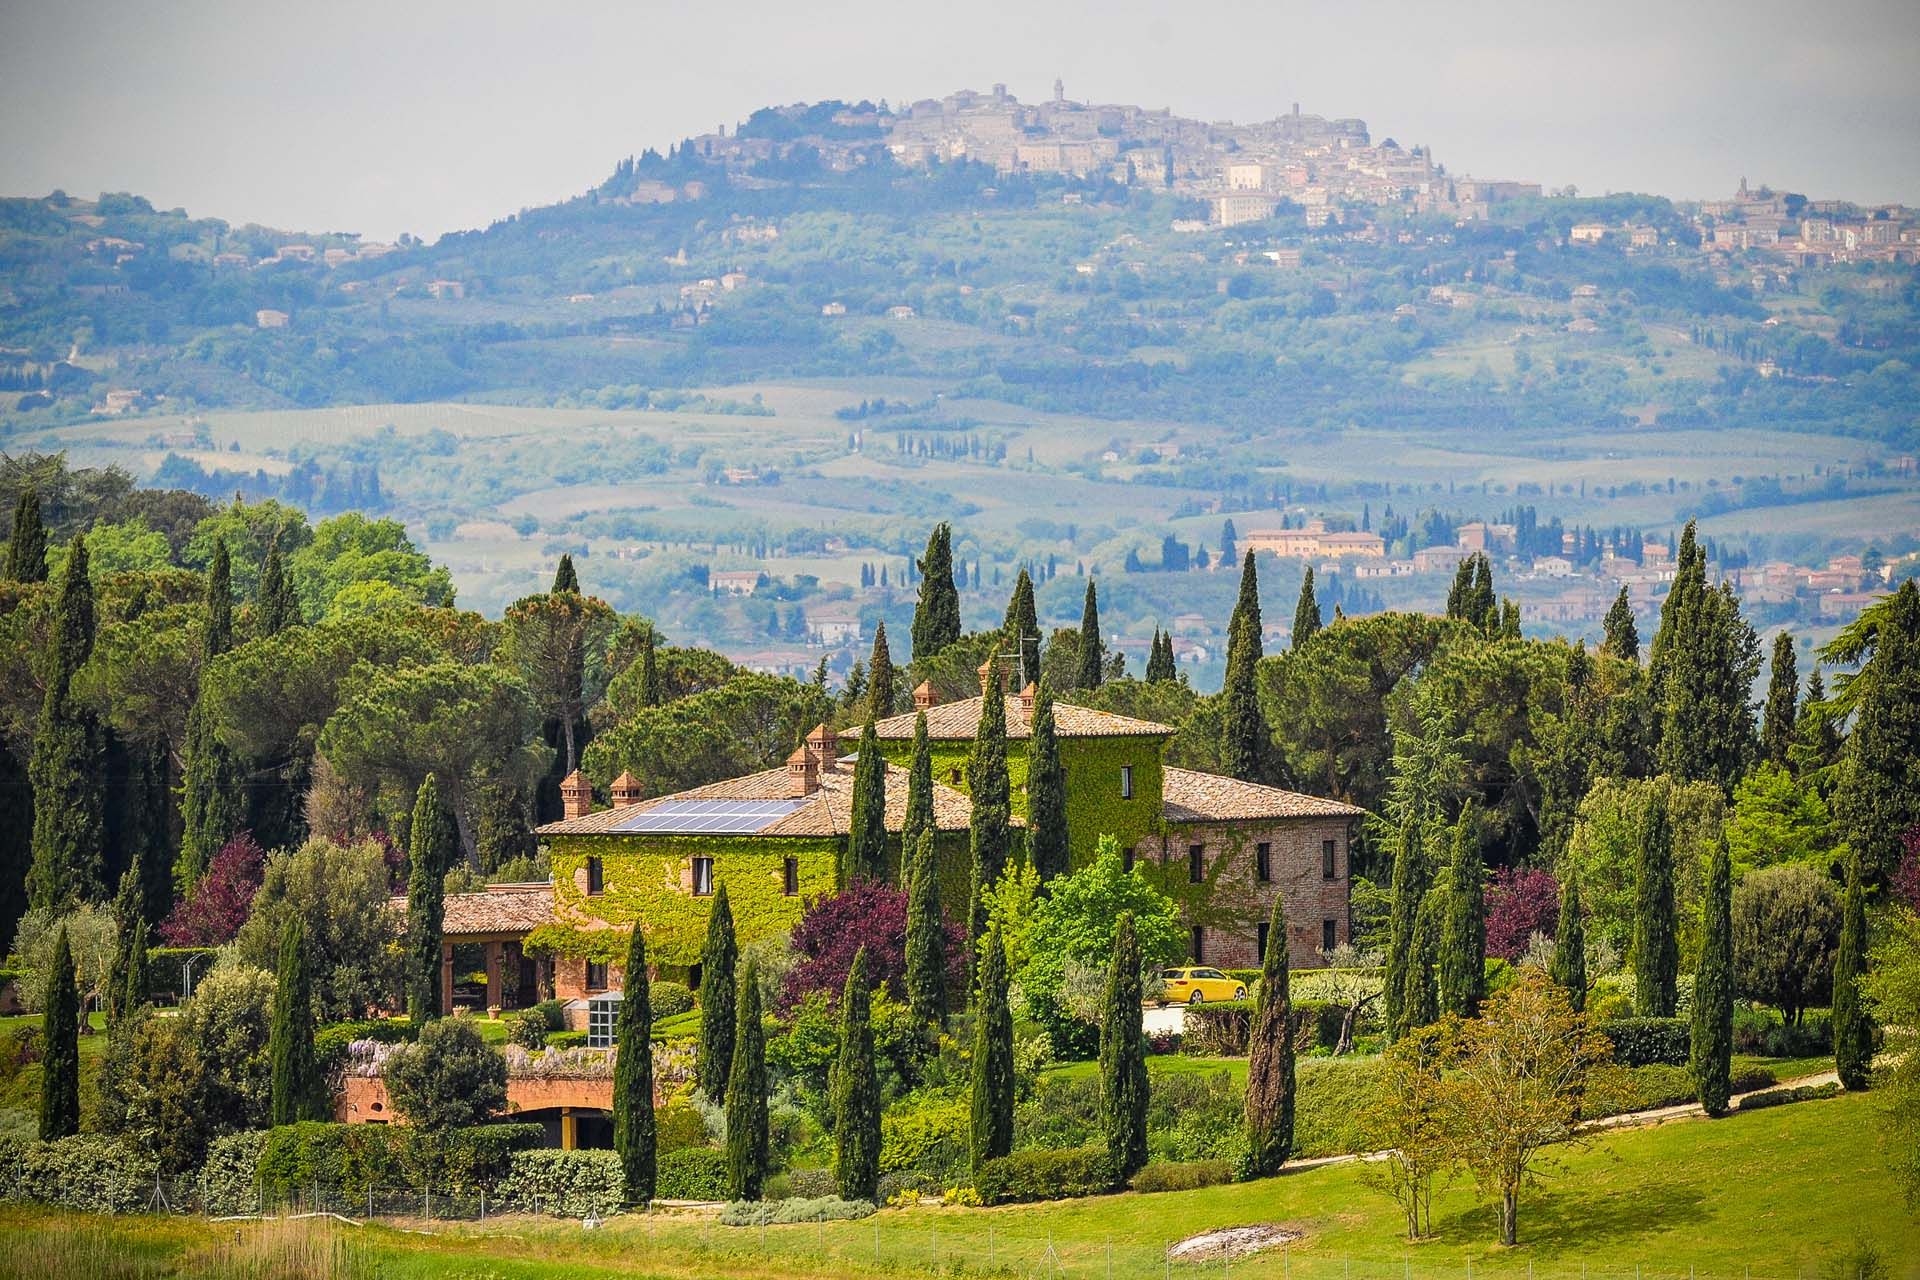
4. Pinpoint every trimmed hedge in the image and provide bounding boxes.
[720,1195,876,1225]
[652,982,695,1018]
[1736,1082,1842,1111]
[1292,999,1344,1052]
[257,1122,542,1201]
[656,1147,729,1201]
[0,1136,160,1214]
[1182,1000,1254,1056]
[974,1146,1119,1205]
[199,1131,270,1216]
[547,1030,590,1049]
[1602,1017,1690,1067]
[1129,1159,1234,1193]
[496,1149,626,1217]
[879,1099,969,1177]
